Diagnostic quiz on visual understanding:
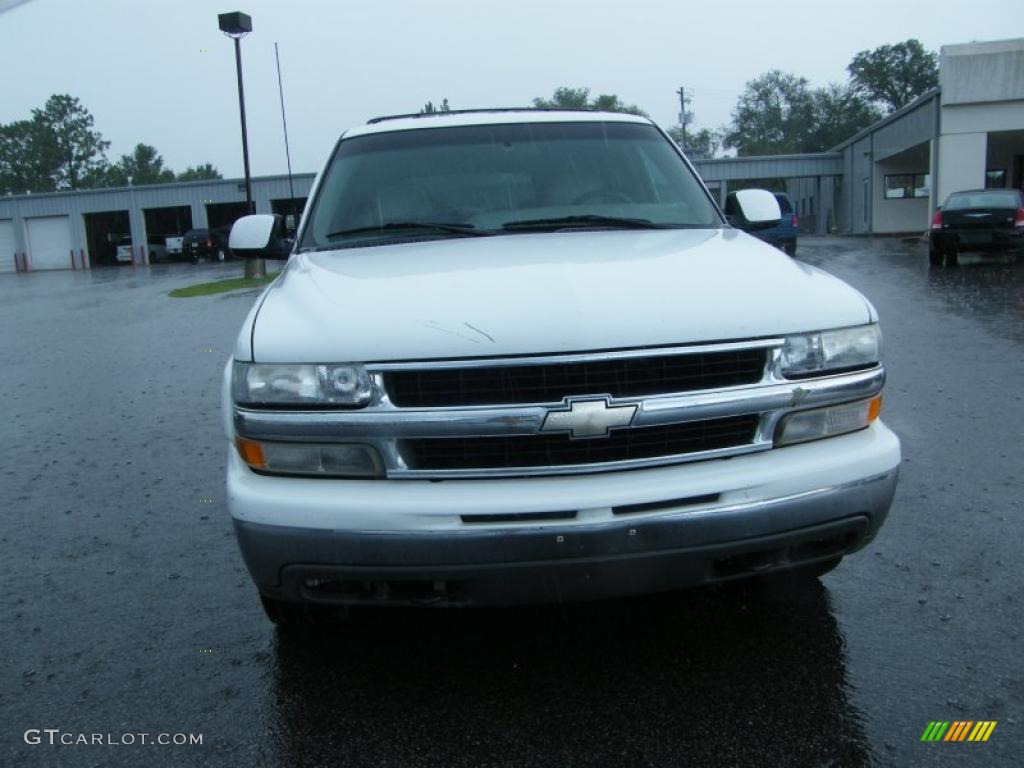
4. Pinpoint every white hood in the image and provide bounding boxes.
[243,229,873,363]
